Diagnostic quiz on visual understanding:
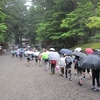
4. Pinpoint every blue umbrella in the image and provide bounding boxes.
[59,48,72,55]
